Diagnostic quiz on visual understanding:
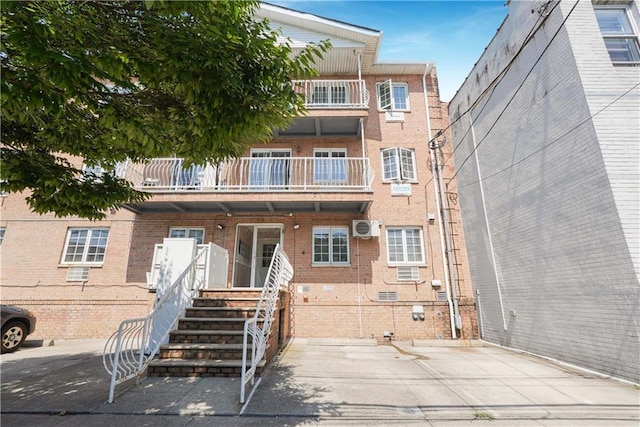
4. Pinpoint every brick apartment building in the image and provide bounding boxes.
[448,0,639,383]
[1,4,477,344]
